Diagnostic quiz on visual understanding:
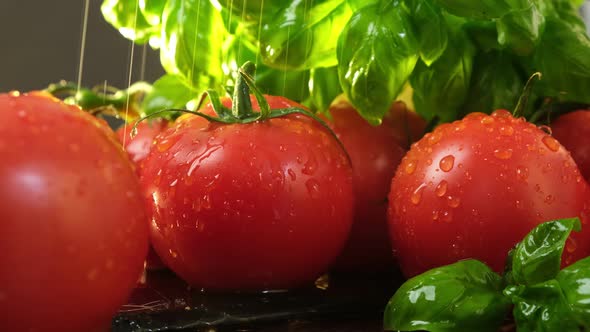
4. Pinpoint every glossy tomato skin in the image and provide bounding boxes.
[0,92,148,331]
[141,95,354,291]
[389,110,590,277]
[551,110,590,182]
[327,98,425,272]
[117,119,168,270]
